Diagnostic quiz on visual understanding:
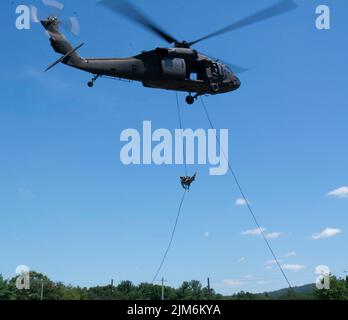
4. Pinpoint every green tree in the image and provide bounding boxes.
[0,274,12,299]
[177,280,208,300]
[116,280,137,300]
[137,283,162,300]
[232,291,256,300]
